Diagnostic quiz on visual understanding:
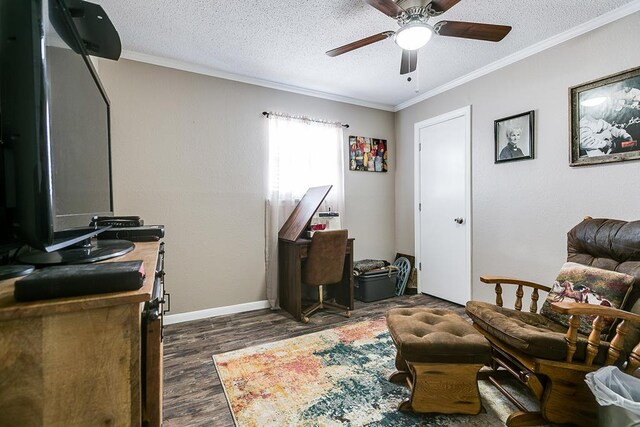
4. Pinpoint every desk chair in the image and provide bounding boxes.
[301,229,351,323]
